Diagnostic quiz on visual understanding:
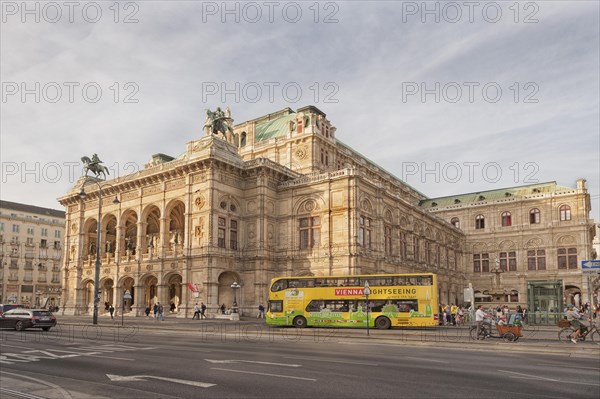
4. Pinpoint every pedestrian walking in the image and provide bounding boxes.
[200,303,207,319]
[153,303,158,318]
[145,306,151,317]
[193,303,200,320]
[109,304,115,319]
[157,302,164,321]
[257,303,265,319]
